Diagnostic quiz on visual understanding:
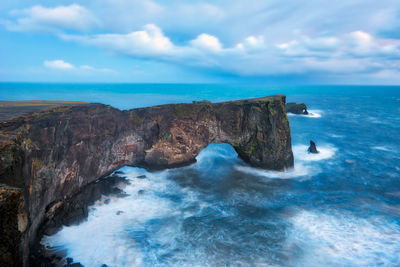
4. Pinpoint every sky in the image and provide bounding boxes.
[1,0,400,84]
